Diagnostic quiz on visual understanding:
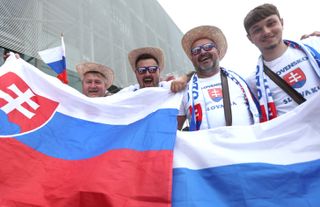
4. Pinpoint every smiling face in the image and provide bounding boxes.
[135,58,160,88]
[247,14,284,53]
[191,38,220,78]
[82,72,107,97]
